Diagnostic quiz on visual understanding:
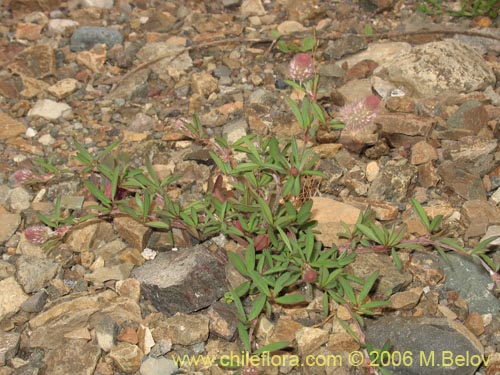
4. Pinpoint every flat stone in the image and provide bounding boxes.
[295,327,329,356]
[344,197,399,221]
[441,253,500,314]
[191,72,218,98]
[481,226,500,247]
[109,343,143,373]
[43,340,101,375]
[16,256,60,293]
[70,26,123,52]
[276,20,307,35]
[417,161,440,188]
[9,44,55,78]
[152,313,209,346]
[311,197,361,246]
[0,277,29,321]
[0,110,26,140]
[132,244,227,315]
[115,278,141,301]
[0,259,16,279]
[365,316,483,375]
[84,262,134,284]
[82,0,114,8]
[0,331,20,366]
[15,22,43,41]
[269,316,304,344]
[47,78,79,99]
[339,41,411,67]
[447,100,489,133]
[438,161,486,201]
[117,326,138,344]
[47,19,79,34]
[389,287,423,309]
[383,40,495,98]
[0,213,21,244]
[325,34,367,60]
[114,216,151,250]
[378,113,433,140]
[66,220,113,253]
[28,99,72,120]
[345,253,412,297]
